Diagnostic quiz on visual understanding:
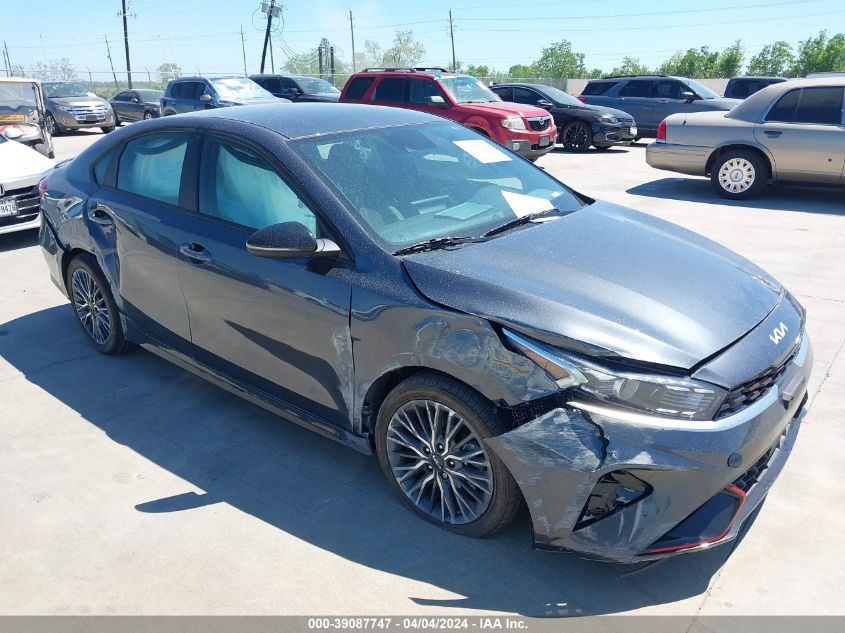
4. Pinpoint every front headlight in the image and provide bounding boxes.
[596,114,618,124]
[502,116,526,130]
[54,104,71,112]
[503,328,726,421]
